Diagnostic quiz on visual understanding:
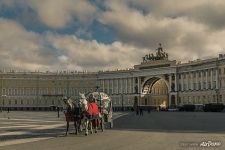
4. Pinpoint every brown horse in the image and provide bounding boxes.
[63,97,82,136]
